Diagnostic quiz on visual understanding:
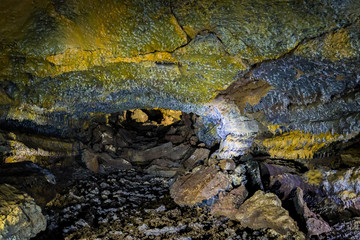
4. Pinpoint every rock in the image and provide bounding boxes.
[229,164,247,187]
[166,126,177,135]
[130,109,149,123]
[0,162,57,206]
[98,153,133,170]
[121,142,192,165]
[322,167,360,211]
[144,165,180,178]
[245,160,264,191]
[189,136,198,146]
[235,190,300,236]
[121,142,173,165]
[182,148,210,170]
[261,163,295,177]
[0,161,56,185]
[150,159,181,168]
[341,146,360,167]
[270,173,314,200]
[92,125,114,145]
[100,131,114,146]
[218,159,236,171]
[165,135,185,144]
[115,133,129,148]
[293,188,331,237]
[145,158,182,177]
[0,184,46,240]
[170,166,232,206]
[92,143,102,152]
[3,133,79,164]
[211,185,248,219]
[165,144,193,162]
[82,149,99,173]
[323,217,360,240]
